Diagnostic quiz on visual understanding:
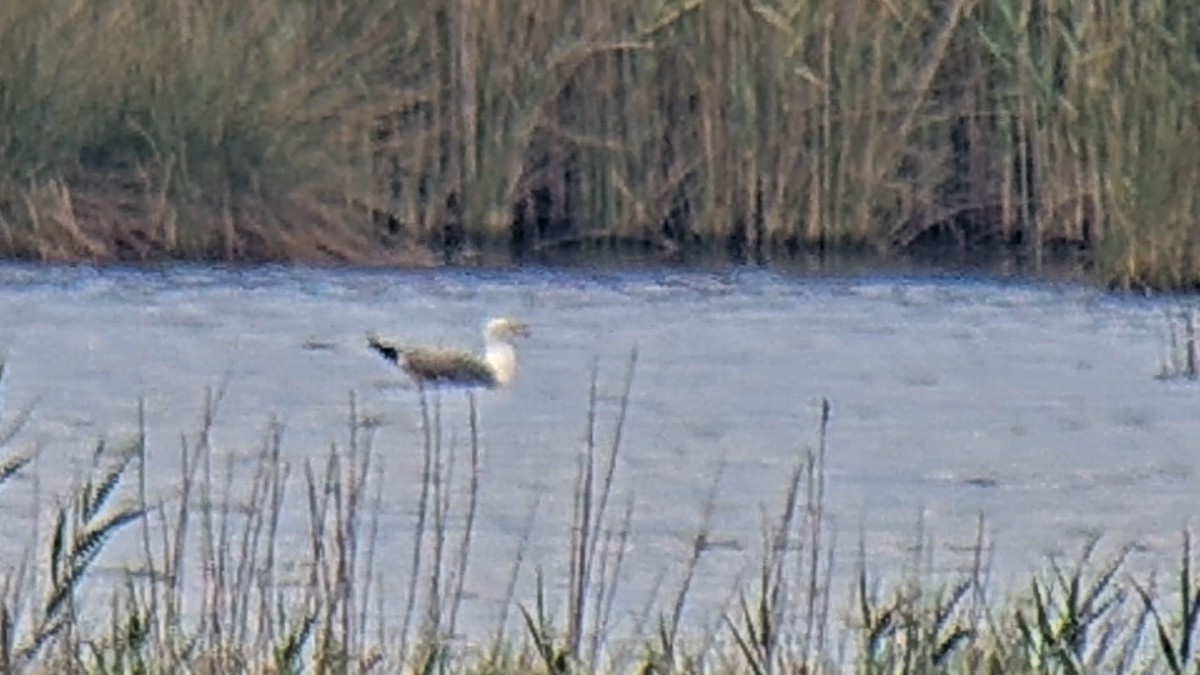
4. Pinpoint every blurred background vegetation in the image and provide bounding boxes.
[0,0,1197,288]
